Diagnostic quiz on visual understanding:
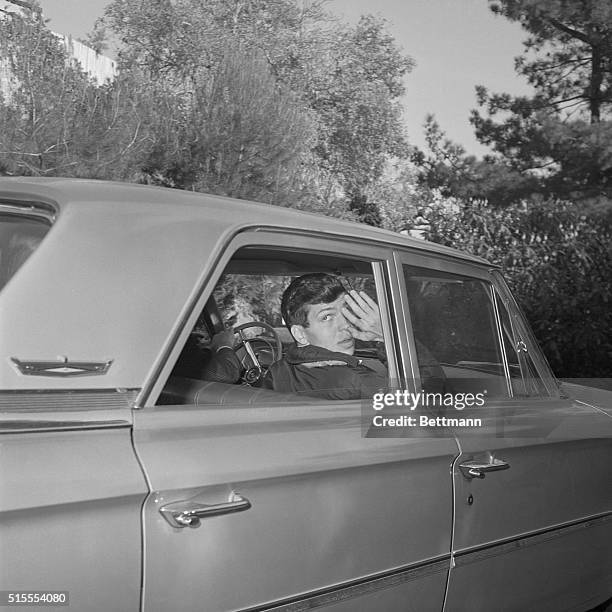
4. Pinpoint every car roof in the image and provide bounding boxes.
[0,177,491,266]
